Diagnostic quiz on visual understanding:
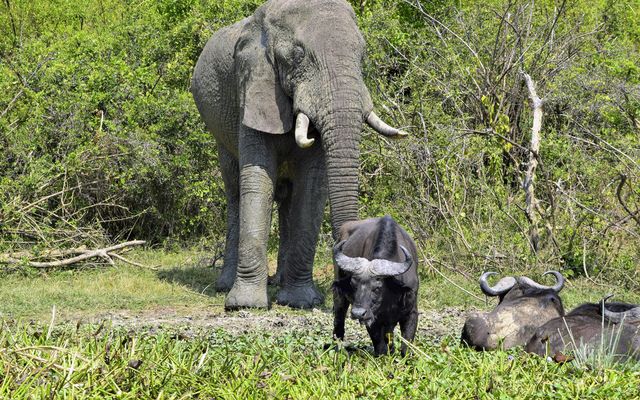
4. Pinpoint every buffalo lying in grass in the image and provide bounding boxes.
[526,296,640,361]
[461,271,565,350]
[332,216,419,355]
